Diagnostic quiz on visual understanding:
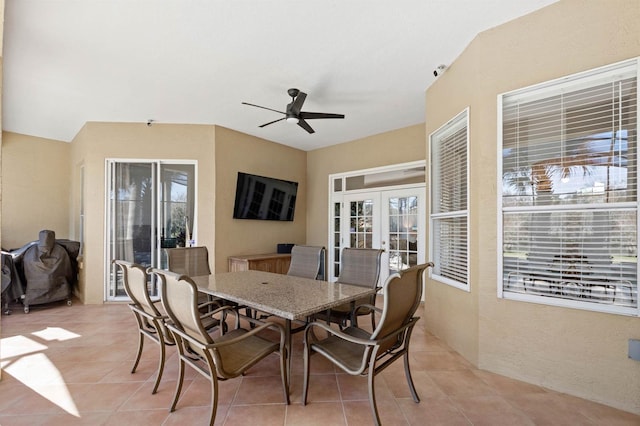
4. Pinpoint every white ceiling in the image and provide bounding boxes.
[2,0,558,151]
